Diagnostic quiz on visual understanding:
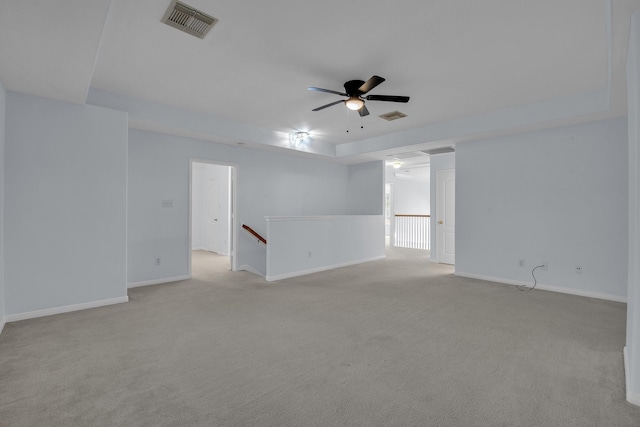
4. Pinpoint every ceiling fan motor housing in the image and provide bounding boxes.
[344,80,366,96]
